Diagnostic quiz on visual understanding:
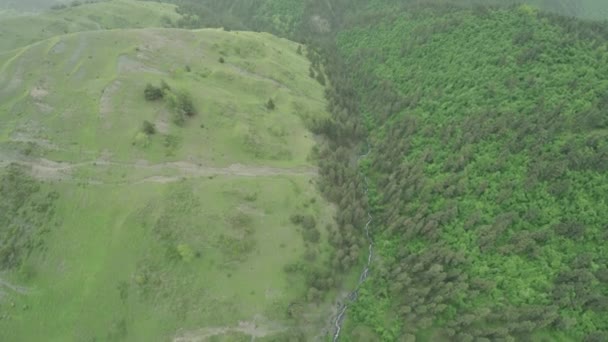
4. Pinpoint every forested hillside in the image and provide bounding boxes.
[155,0,608,341]
[337,6,608,341]
[2,0,607,340]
